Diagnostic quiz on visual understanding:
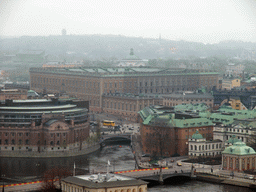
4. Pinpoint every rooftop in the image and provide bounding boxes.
[62,174,147,189]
